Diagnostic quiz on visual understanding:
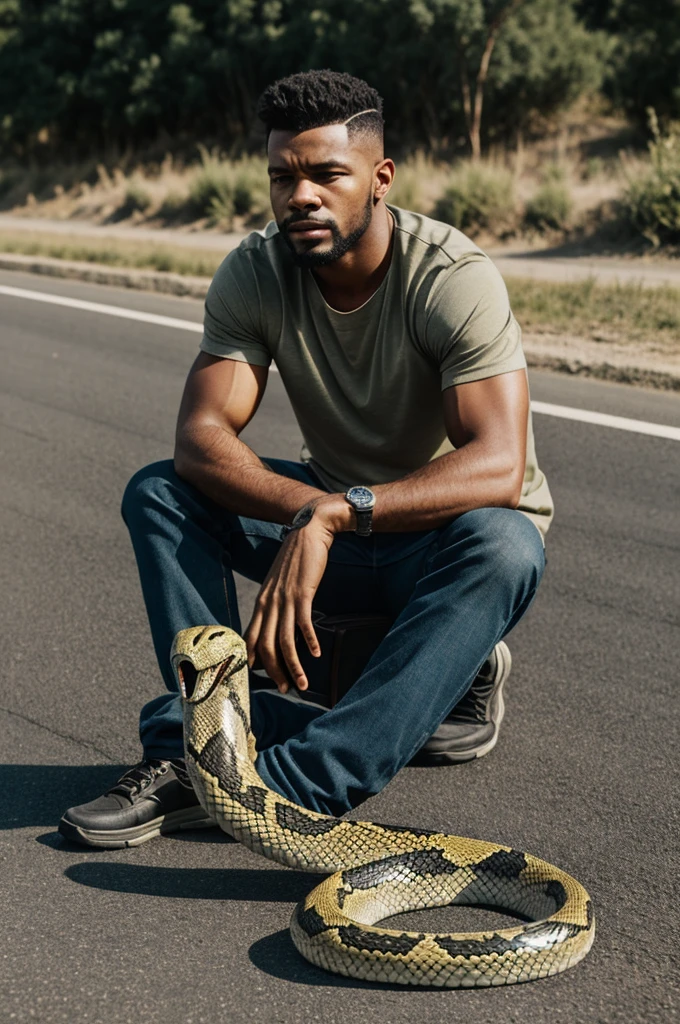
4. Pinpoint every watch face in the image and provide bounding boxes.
[347,486,375,510]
